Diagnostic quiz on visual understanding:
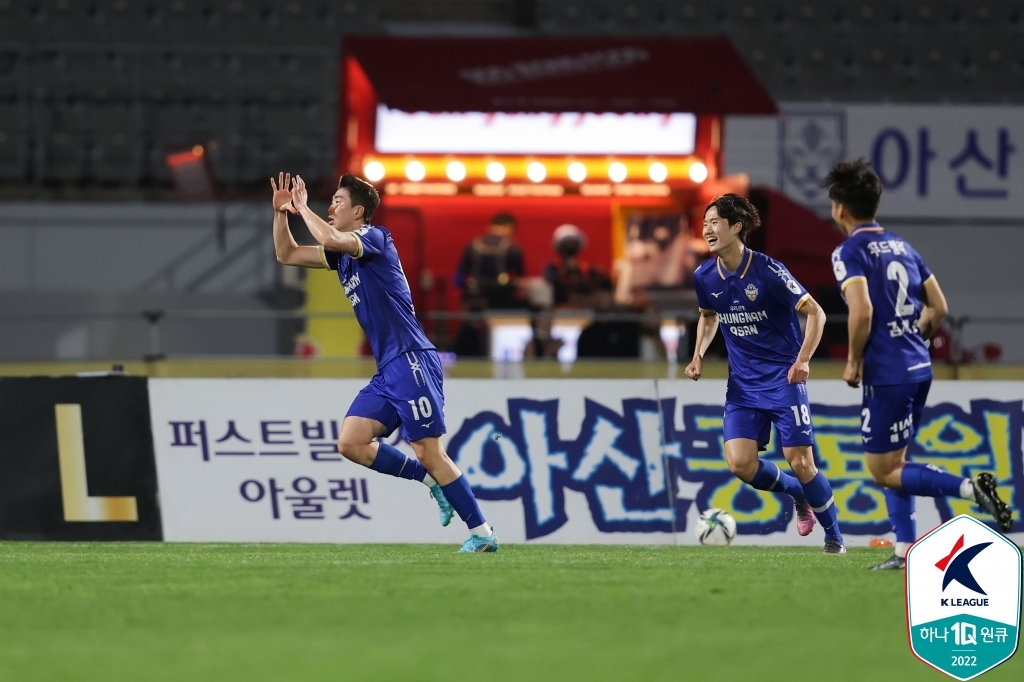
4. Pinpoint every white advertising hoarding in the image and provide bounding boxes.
[735,104,1024,219]
[150,379,1024,545]
[375,105,697,155]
